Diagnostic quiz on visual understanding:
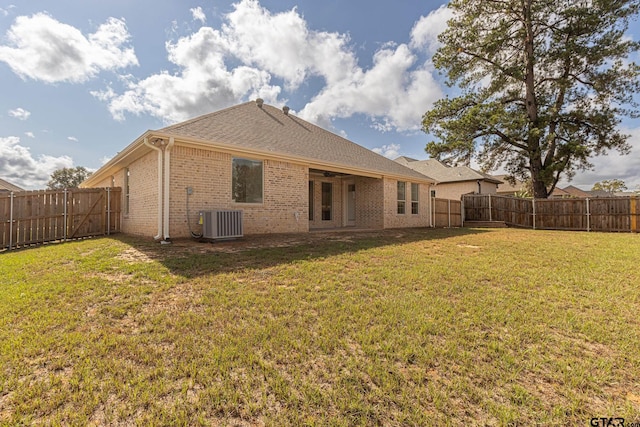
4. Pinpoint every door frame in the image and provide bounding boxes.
[342,179,356,227]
